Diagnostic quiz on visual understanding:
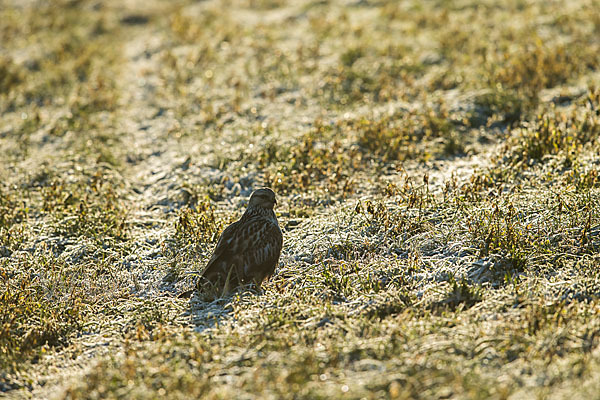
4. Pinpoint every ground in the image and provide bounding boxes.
[1,0,600,399]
